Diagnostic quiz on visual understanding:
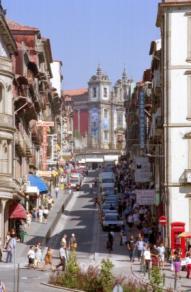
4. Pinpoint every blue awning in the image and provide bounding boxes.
[28,174,48,193]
